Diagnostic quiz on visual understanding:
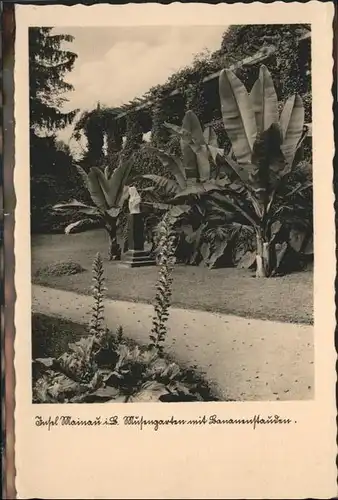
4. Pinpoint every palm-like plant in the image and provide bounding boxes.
[53,159,133,260]
[143,110,226,199]
[216,64,311,277]
[143,111,249,268]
